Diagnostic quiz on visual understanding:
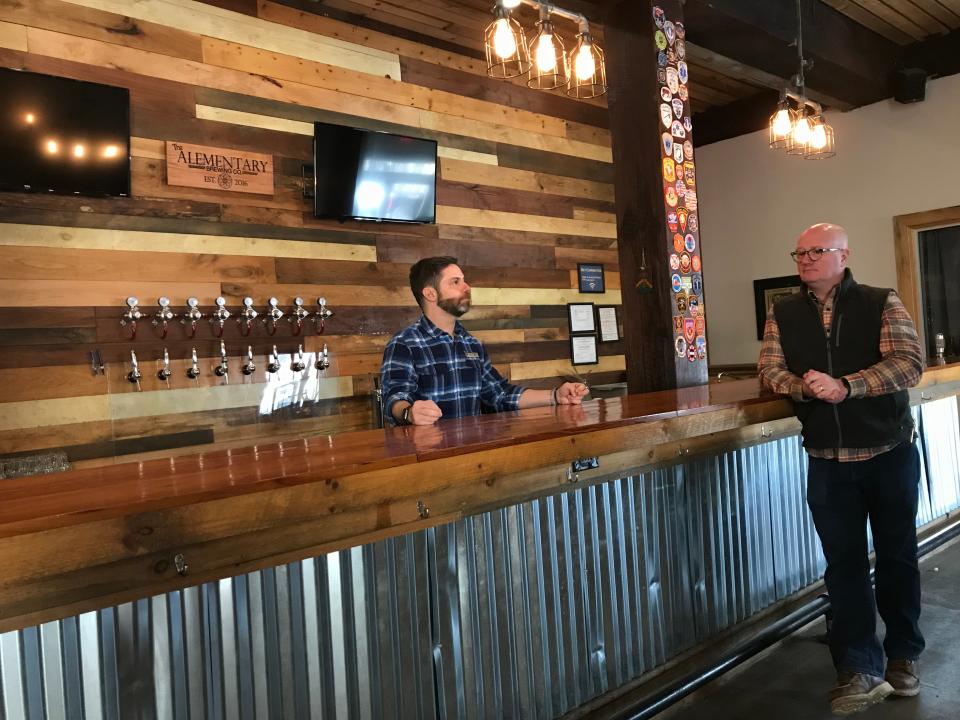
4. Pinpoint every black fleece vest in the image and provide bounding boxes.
[772,270,913,449]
